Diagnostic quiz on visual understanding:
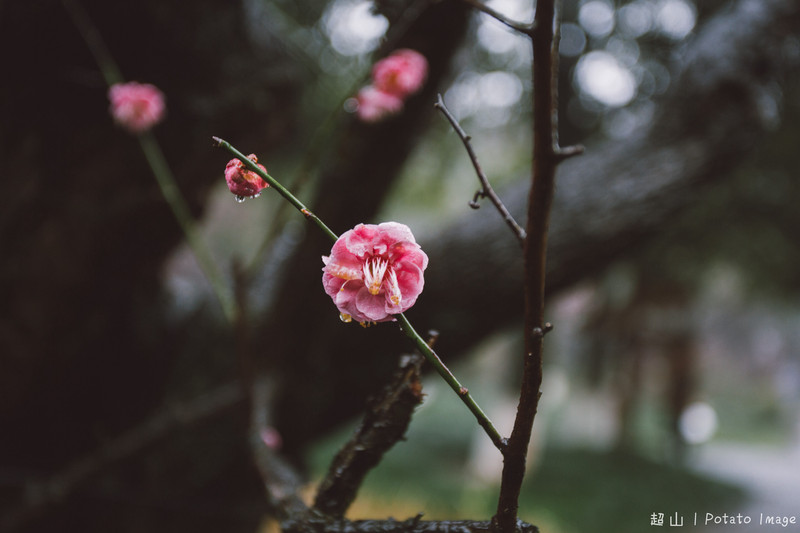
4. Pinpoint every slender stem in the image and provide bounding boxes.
[139,133,238,323]
[495,1,567,532]
[213,137,339,242]
[397,314,505,451]
[214,138,505,450]
[434,94,526,246]
[62,0,238,324]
